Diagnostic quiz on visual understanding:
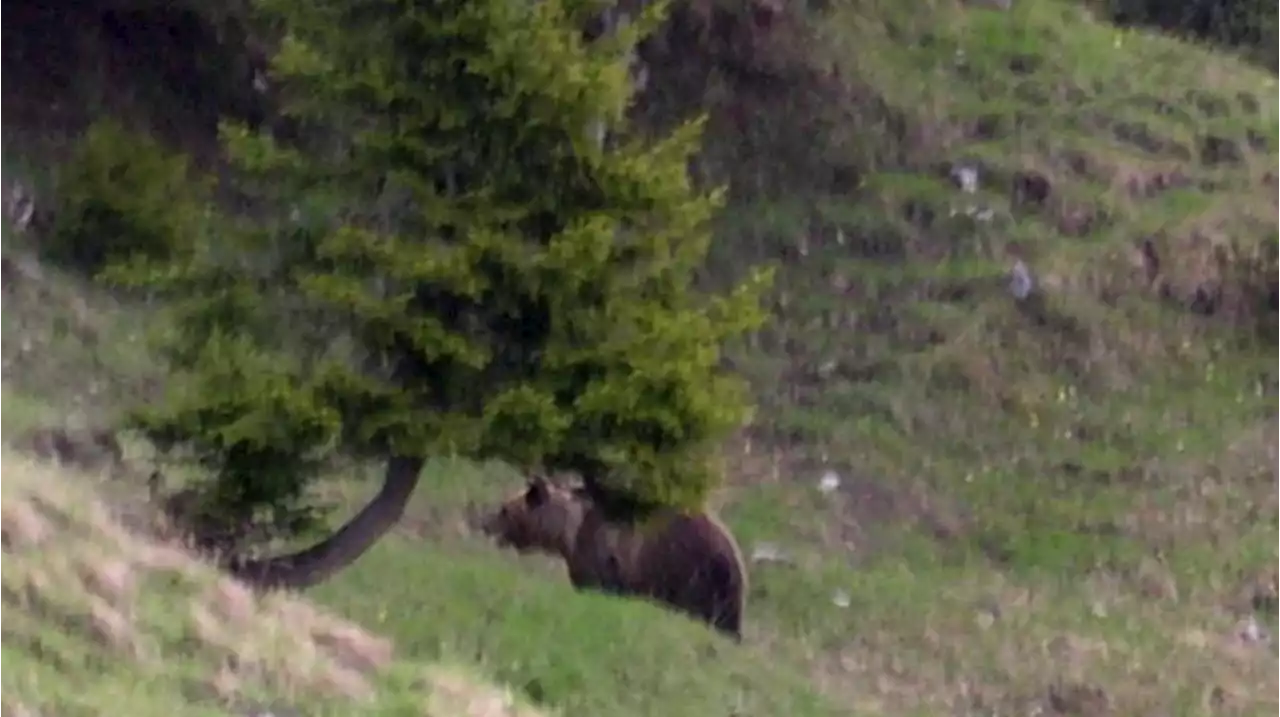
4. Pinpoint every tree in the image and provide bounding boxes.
[109,0,771,590]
